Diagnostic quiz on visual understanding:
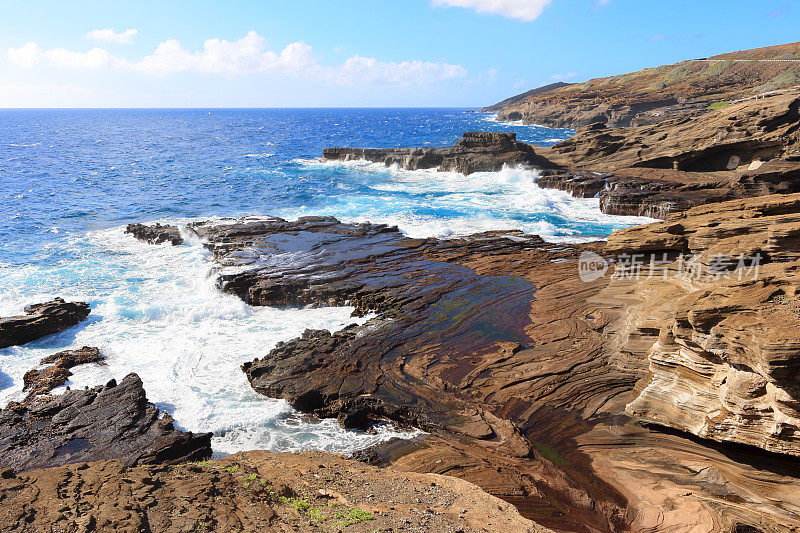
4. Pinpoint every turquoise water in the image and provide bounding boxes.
[0,108,650,455]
